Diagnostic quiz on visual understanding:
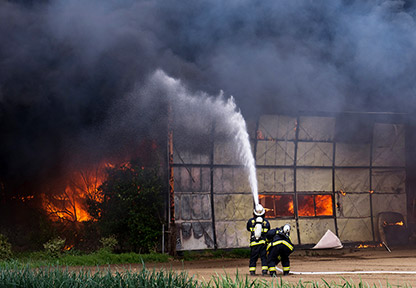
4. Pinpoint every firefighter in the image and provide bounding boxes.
[266,224,294,277]
[246,204,270,276]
